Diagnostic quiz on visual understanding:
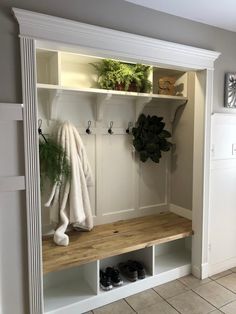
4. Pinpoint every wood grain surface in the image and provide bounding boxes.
[42,212,193,274]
